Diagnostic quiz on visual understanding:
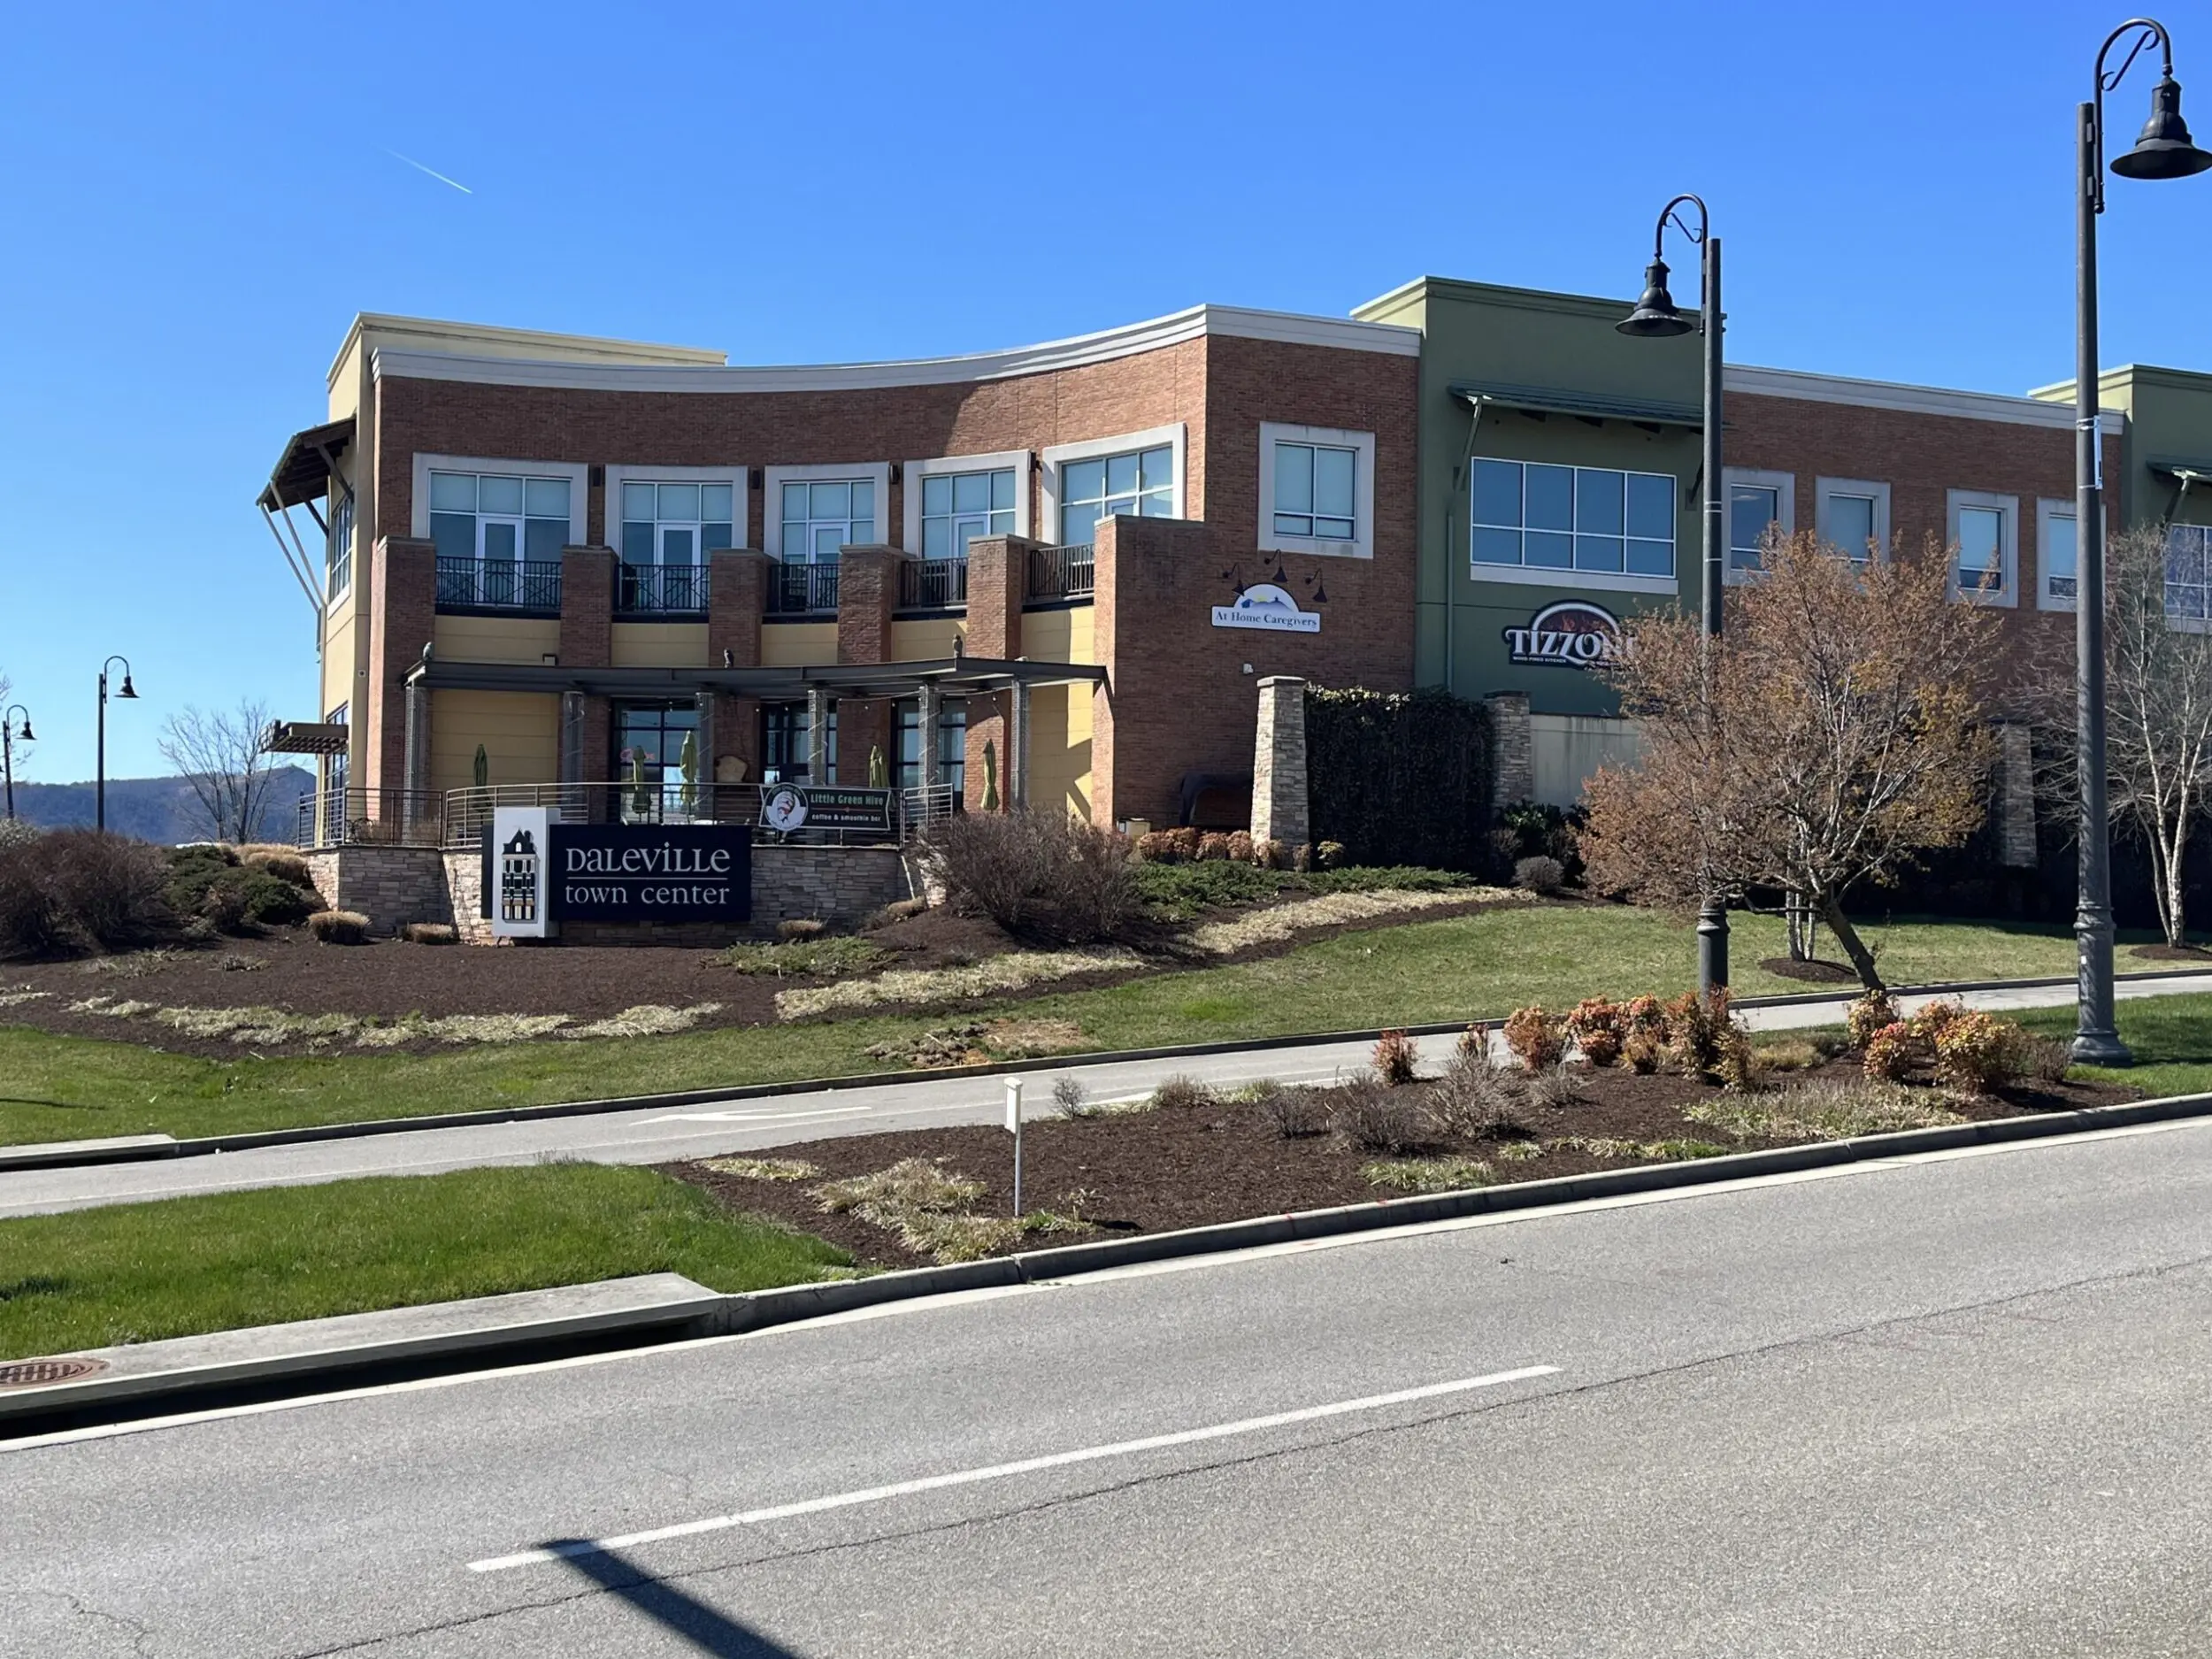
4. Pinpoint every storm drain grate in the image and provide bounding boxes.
[0,1357,110,1388]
